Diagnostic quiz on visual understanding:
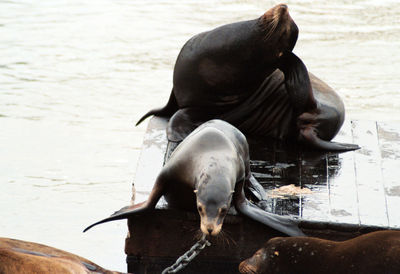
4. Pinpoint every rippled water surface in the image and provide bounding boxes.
[1,0,399,271]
